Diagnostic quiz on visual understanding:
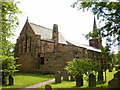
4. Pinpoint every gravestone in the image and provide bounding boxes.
[108,78,120,88]
[2,72,7,85]
[55,71,61,83]
[2,76,7,85]
[108,71,120,88]
[114,71,120,80]
[45,84,52,90]
[75,75,83,87]
[89,74,96,87]
[9,74,14,85]
[70,74,75,81]
[63,70,69,81]
[98,70,103,81]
